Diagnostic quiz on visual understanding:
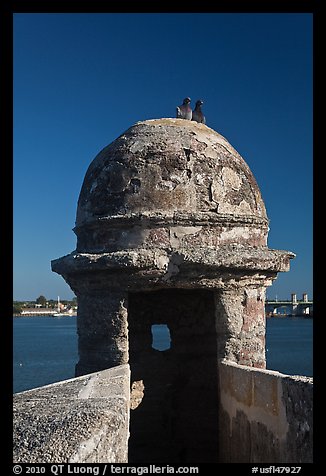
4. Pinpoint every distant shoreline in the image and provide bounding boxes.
[12,313,312,319]
[13,312,77,318]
